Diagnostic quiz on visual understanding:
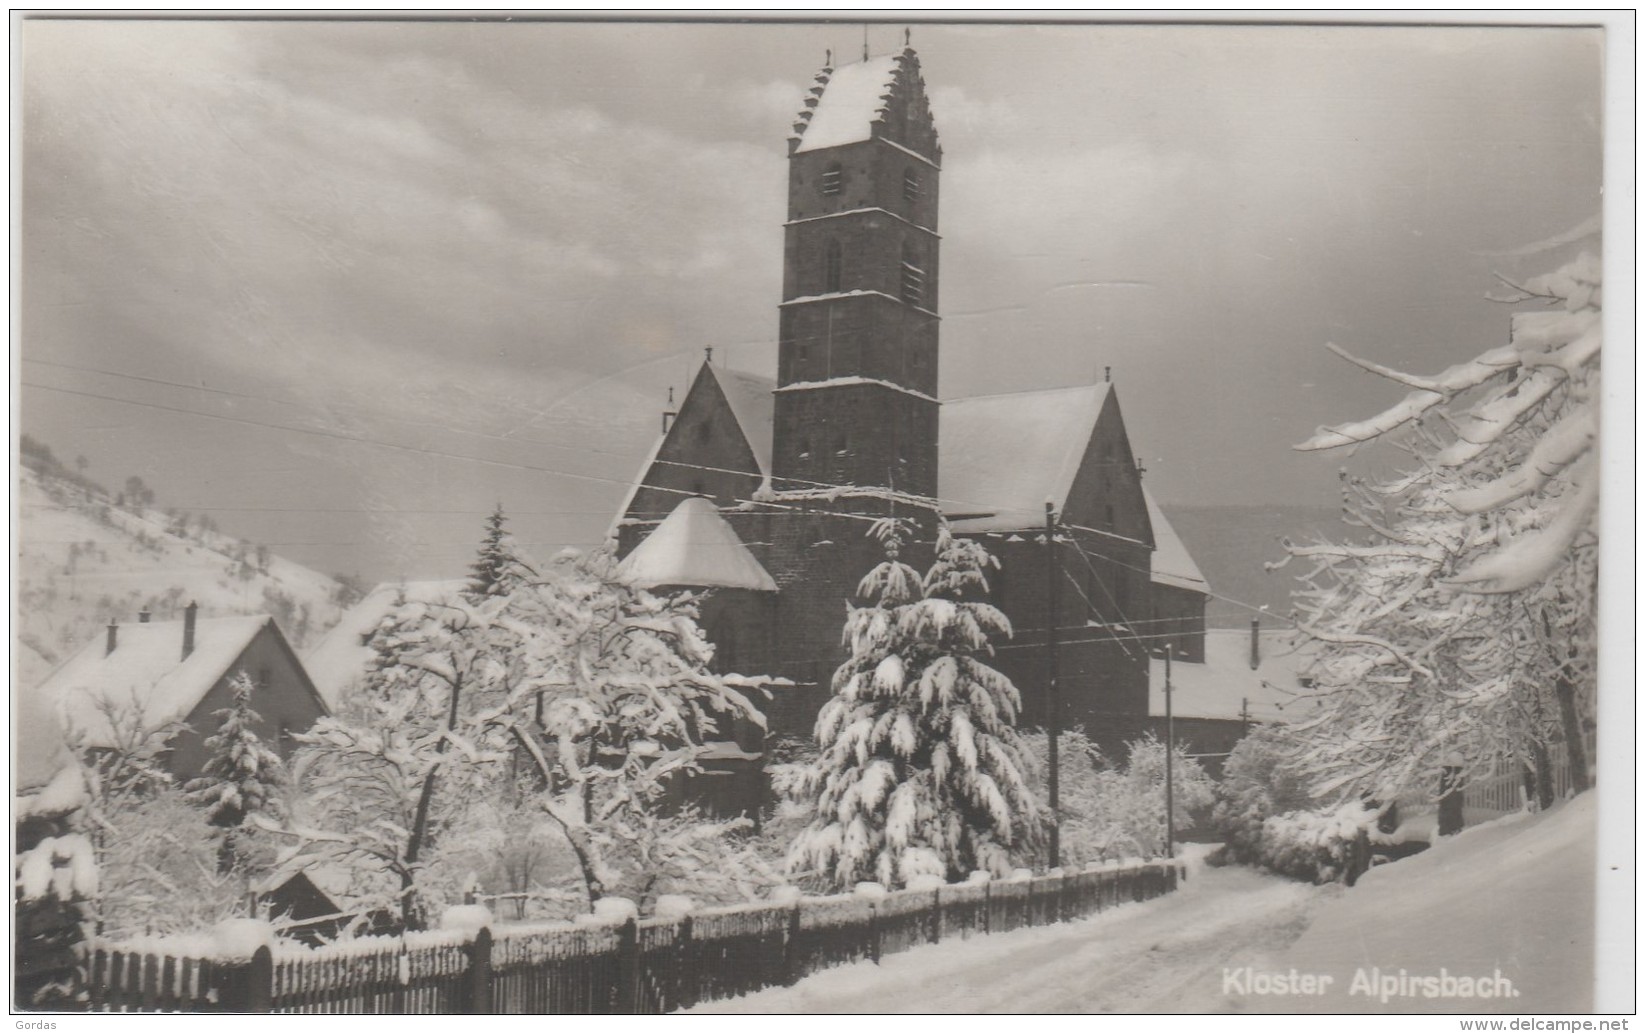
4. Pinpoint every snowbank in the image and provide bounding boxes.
[1231,794,1595,1014]
[211,918,275,961]
[439,904,493,933]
